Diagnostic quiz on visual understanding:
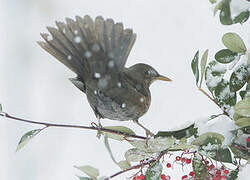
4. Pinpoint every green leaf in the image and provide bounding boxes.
[233,10,250,24]
[235,117,250,127]
[214,80,237,108]
[77,177,93,180]
[104,135,117,164]
[215,49,238,64]
[205,61,226,91]
[234,97,250,117]
[214,0,224,16]
[155,124,197,139]
[192,155,209,179]
[222,32,247,53]
[192,132,224,147]
[227,169,239,180]
[239,90,247,99]
[145,161,162,180]
[210,148,232,163]
[128,137,175,153]
[16,129,42,151]
[0,104,2,112]
[191,51,199,86]
[117,160,131,170]
[125,148,152,162]
[103,126,135,141]
[74,165,99,178]
[219,0,233,25]
[230,65,248,92]
[209,0,217,4]
[200,49,209,87]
